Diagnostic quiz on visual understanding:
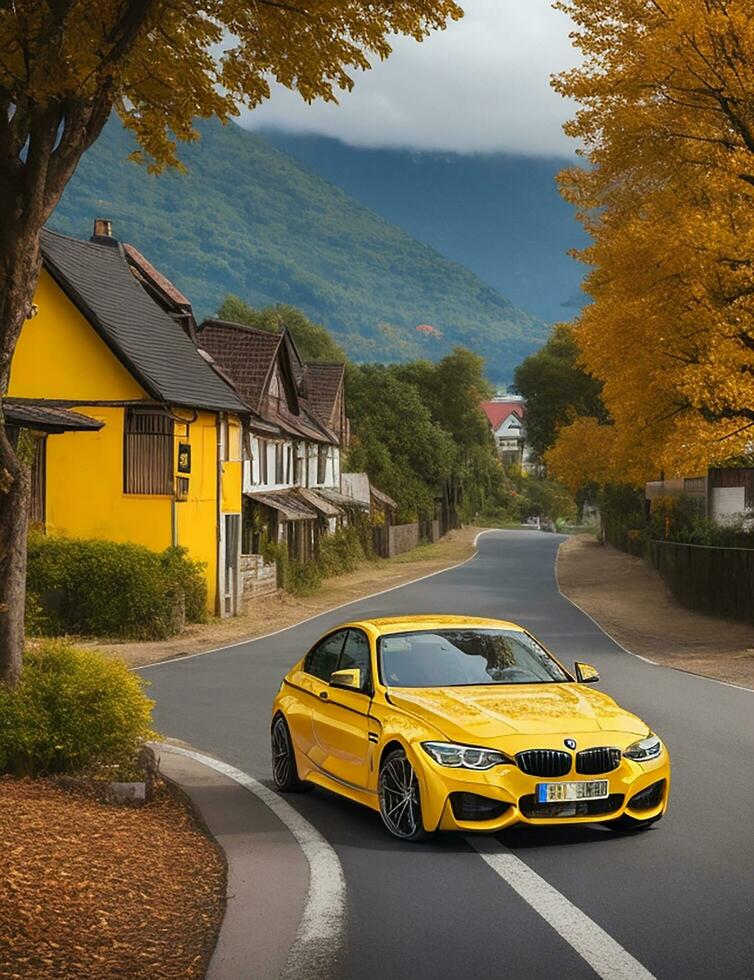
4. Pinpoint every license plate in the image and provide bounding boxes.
[536,780,609,804]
